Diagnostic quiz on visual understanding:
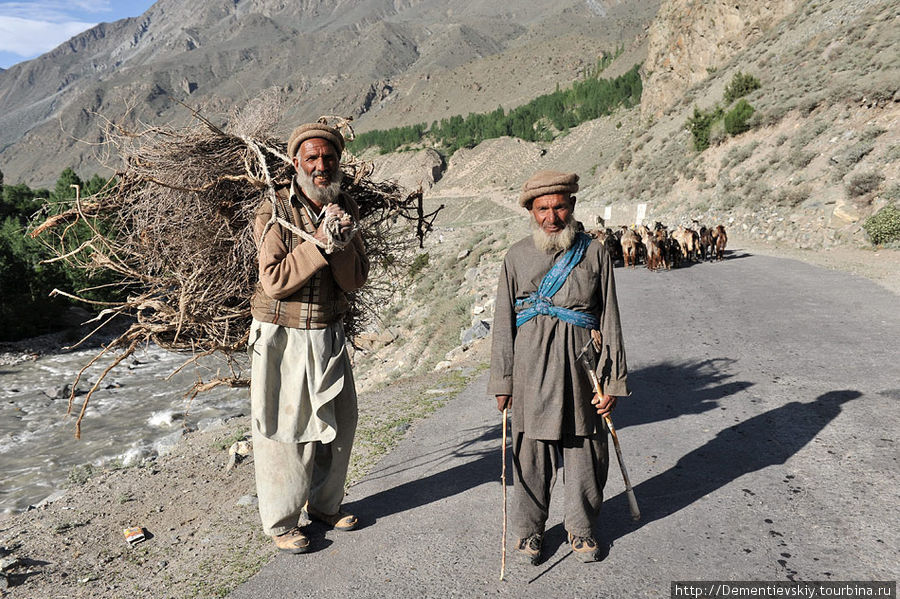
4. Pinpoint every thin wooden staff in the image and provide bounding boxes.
[500,406,508,581]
